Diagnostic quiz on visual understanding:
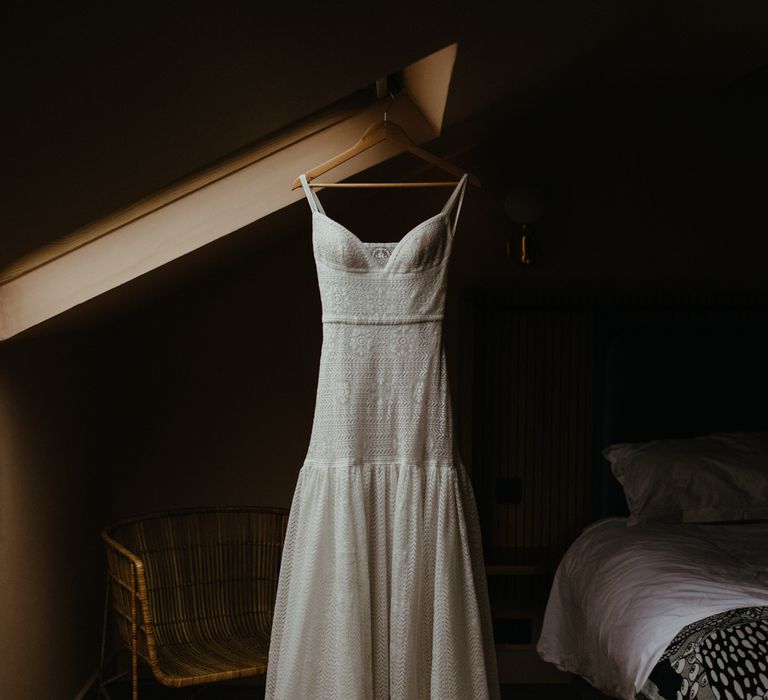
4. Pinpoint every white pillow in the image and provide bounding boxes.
[602,431,768,526]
